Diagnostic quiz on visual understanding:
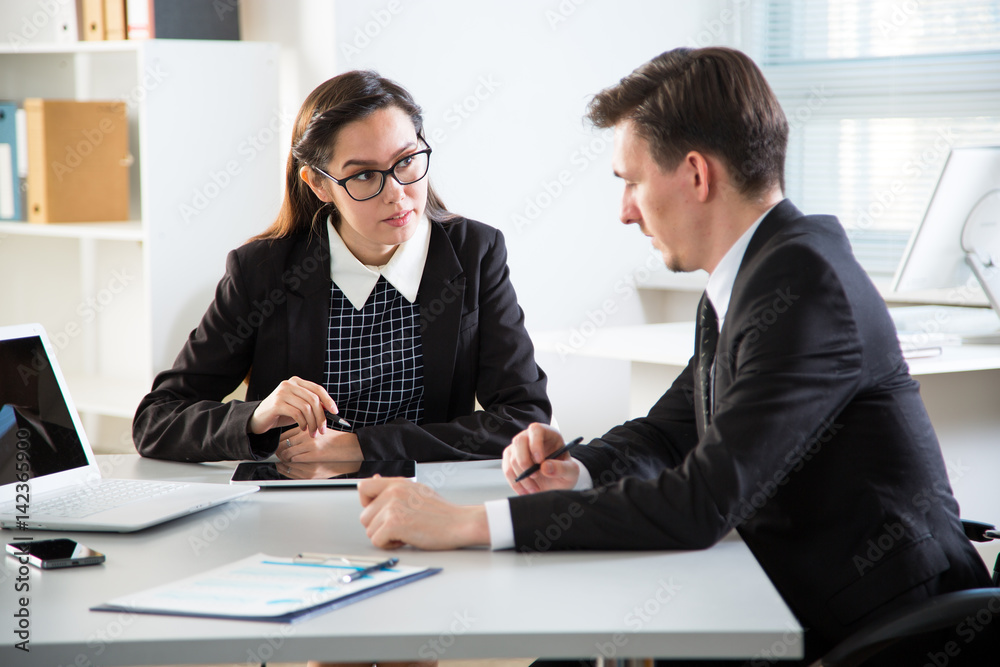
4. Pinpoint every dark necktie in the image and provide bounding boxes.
[696,294,719,428]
